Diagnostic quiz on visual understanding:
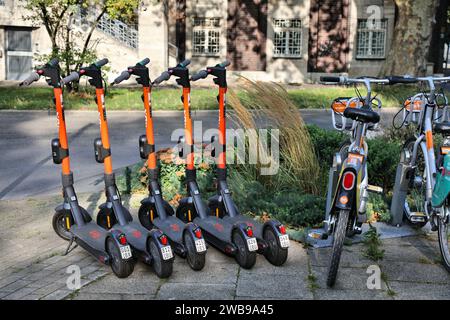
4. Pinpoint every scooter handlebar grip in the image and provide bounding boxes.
[179,59,191,68]
[112,70,131,85]
[387,76,418,85]
[320,76,341,83]
[219,60,231,68]
[62,71,80,84]
[94,58,108,68]
[153,71,171,84]
[138,58,150,66]
[191,70,208,81]
[19,72,40,86]
[48,58,59,67]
